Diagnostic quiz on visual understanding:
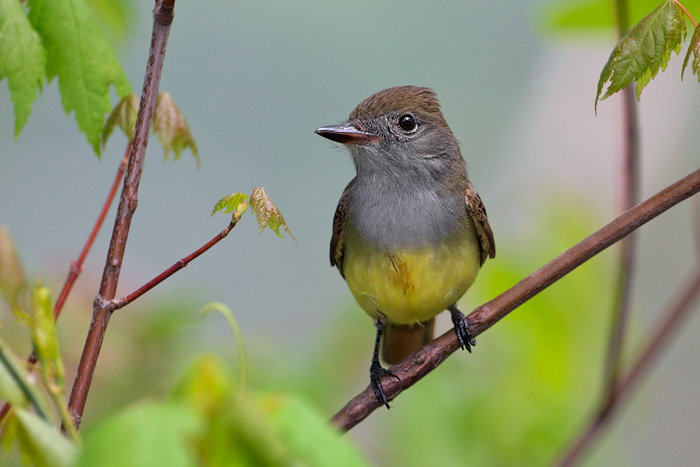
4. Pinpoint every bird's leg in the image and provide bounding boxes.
[370,319,401,409]
[448,304,476,353]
